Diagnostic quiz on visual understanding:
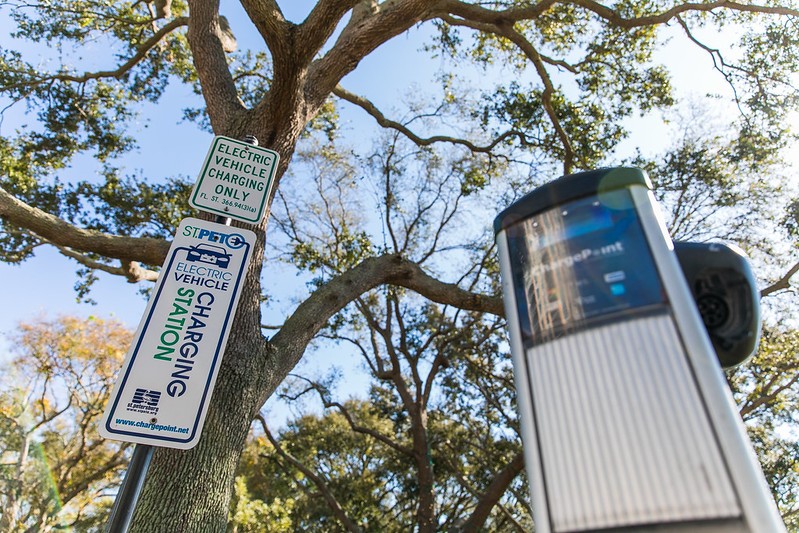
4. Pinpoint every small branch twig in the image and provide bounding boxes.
[333,85,531,154]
